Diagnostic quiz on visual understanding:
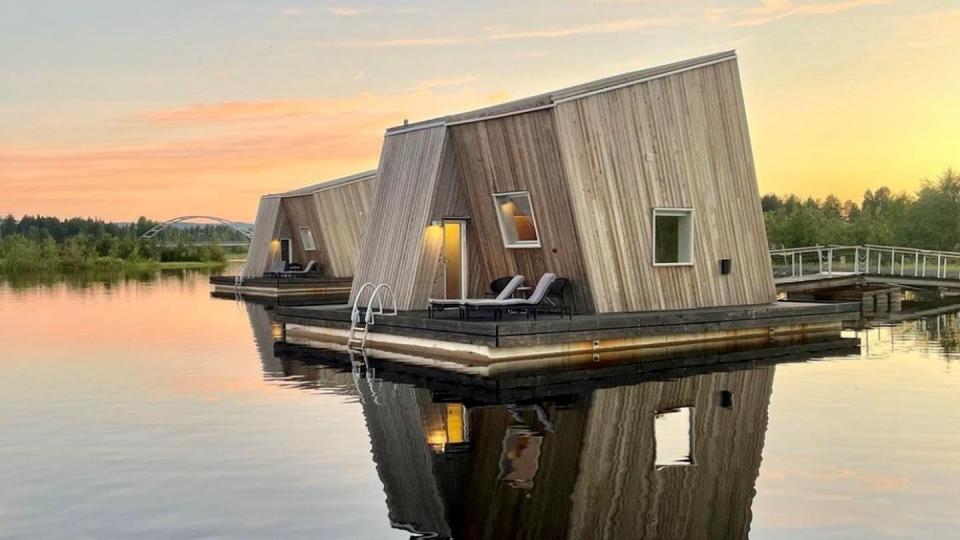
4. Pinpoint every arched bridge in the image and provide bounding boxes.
[140,215,254,241]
